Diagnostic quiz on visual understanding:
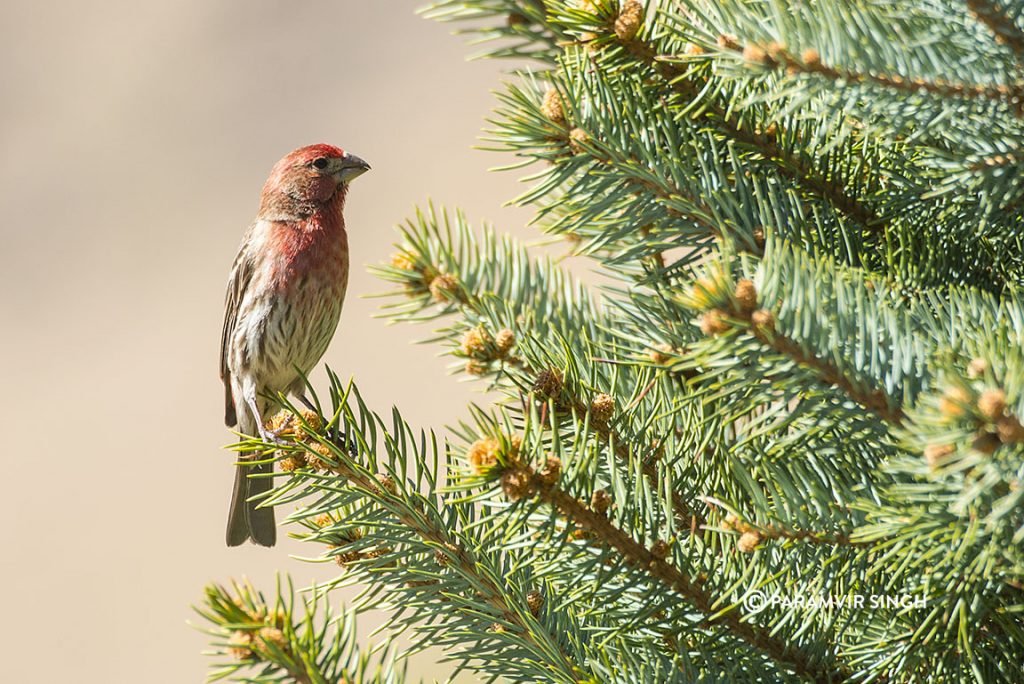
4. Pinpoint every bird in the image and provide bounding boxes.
[220,143,370,546]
